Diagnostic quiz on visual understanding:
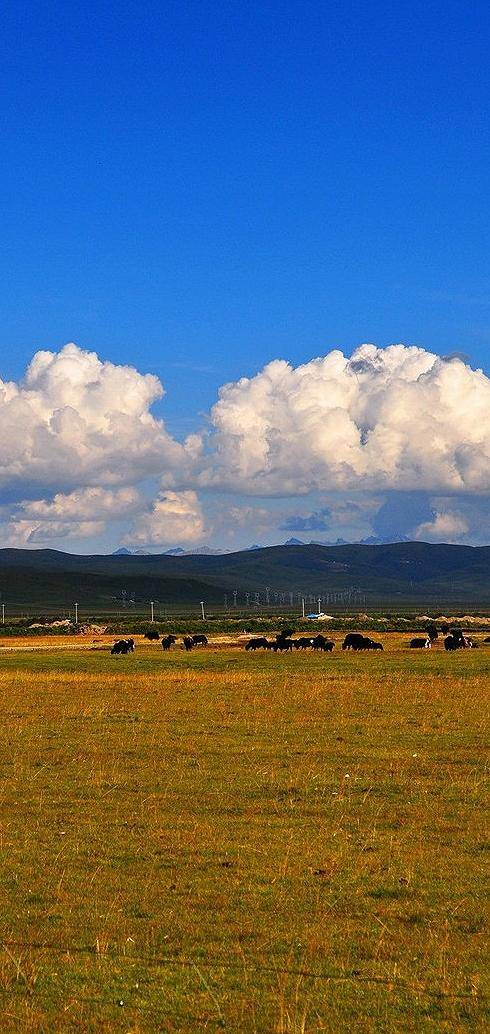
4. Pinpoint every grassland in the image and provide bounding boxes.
[0,636,488,1032]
